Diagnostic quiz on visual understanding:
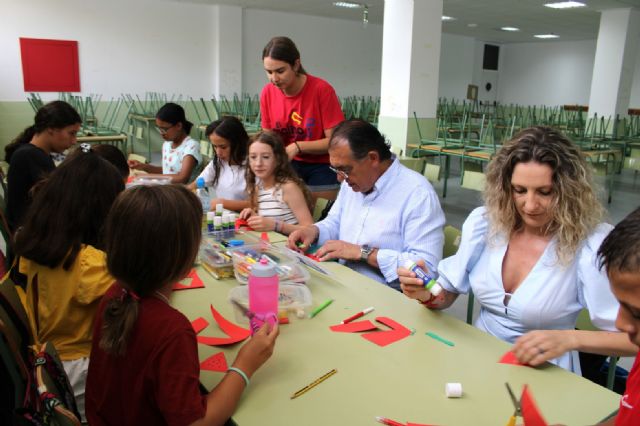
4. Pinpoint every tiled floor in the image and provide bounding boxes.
[429,162,640,371]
